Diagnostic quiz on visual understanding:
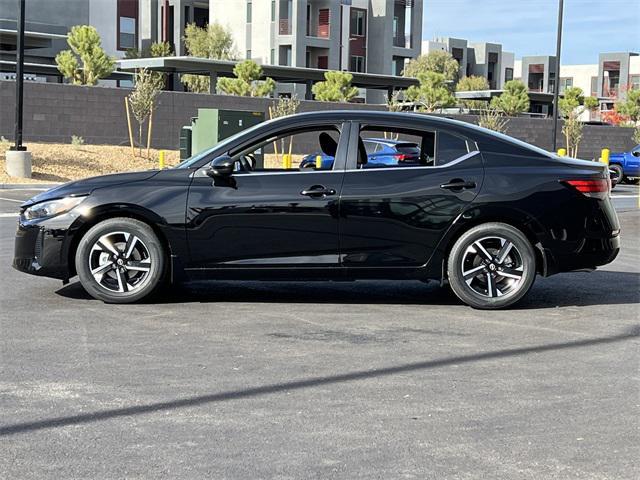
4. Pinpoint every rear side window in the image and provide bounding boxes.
[436,132,469,165]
